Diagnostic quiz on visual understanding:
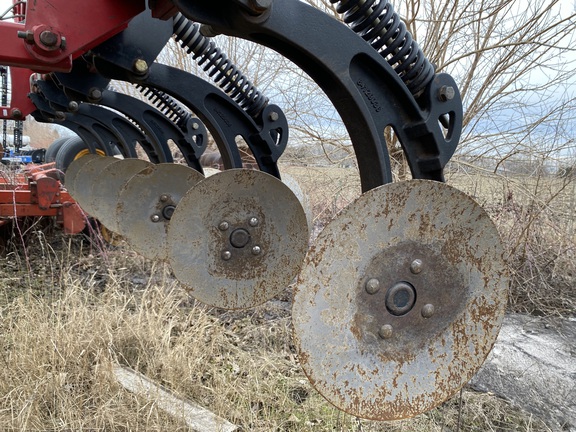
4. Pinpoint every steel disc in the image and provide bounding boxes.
[64,153,101,198]
[167,169,310,309]
[89,158,152,232]
[116,163,204,260]
[292,180,508,421]
[70,156,119,216]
